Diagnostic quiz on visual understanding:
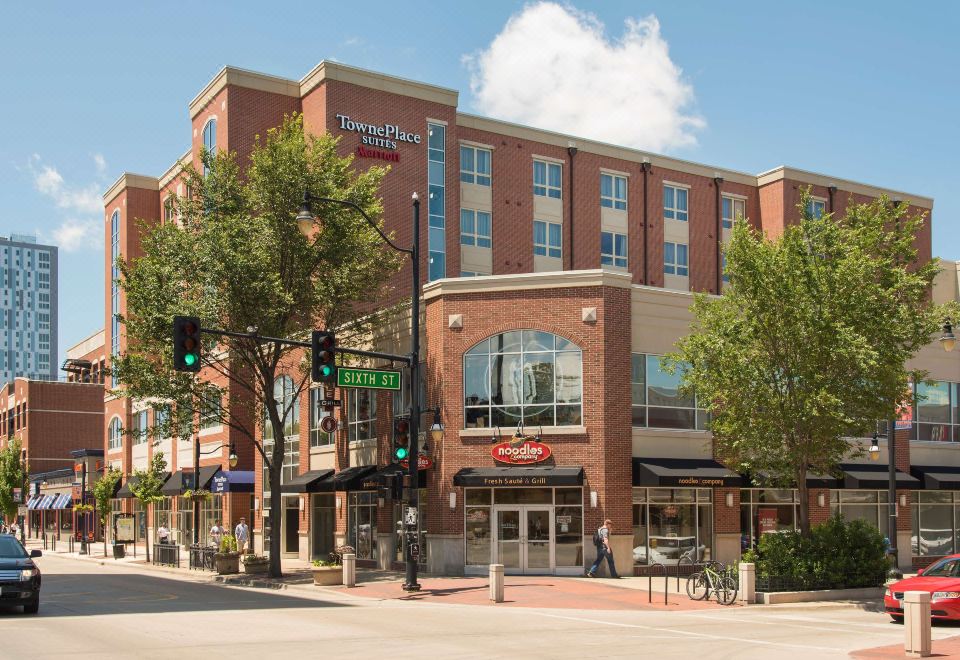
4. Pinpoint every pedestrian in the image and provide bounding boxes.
[234,517,249,555]
[9,521,19,538]
[157,523,170,545]
[587,519,620,579]
[210,520,222,548]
